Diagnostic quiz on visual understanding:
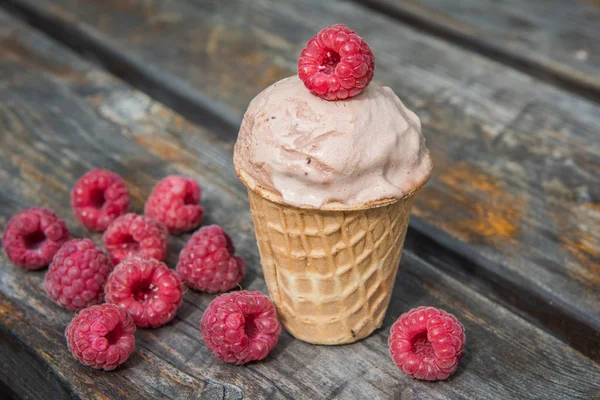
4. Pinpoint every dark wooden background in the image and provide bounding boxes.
[0,0,599,399]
